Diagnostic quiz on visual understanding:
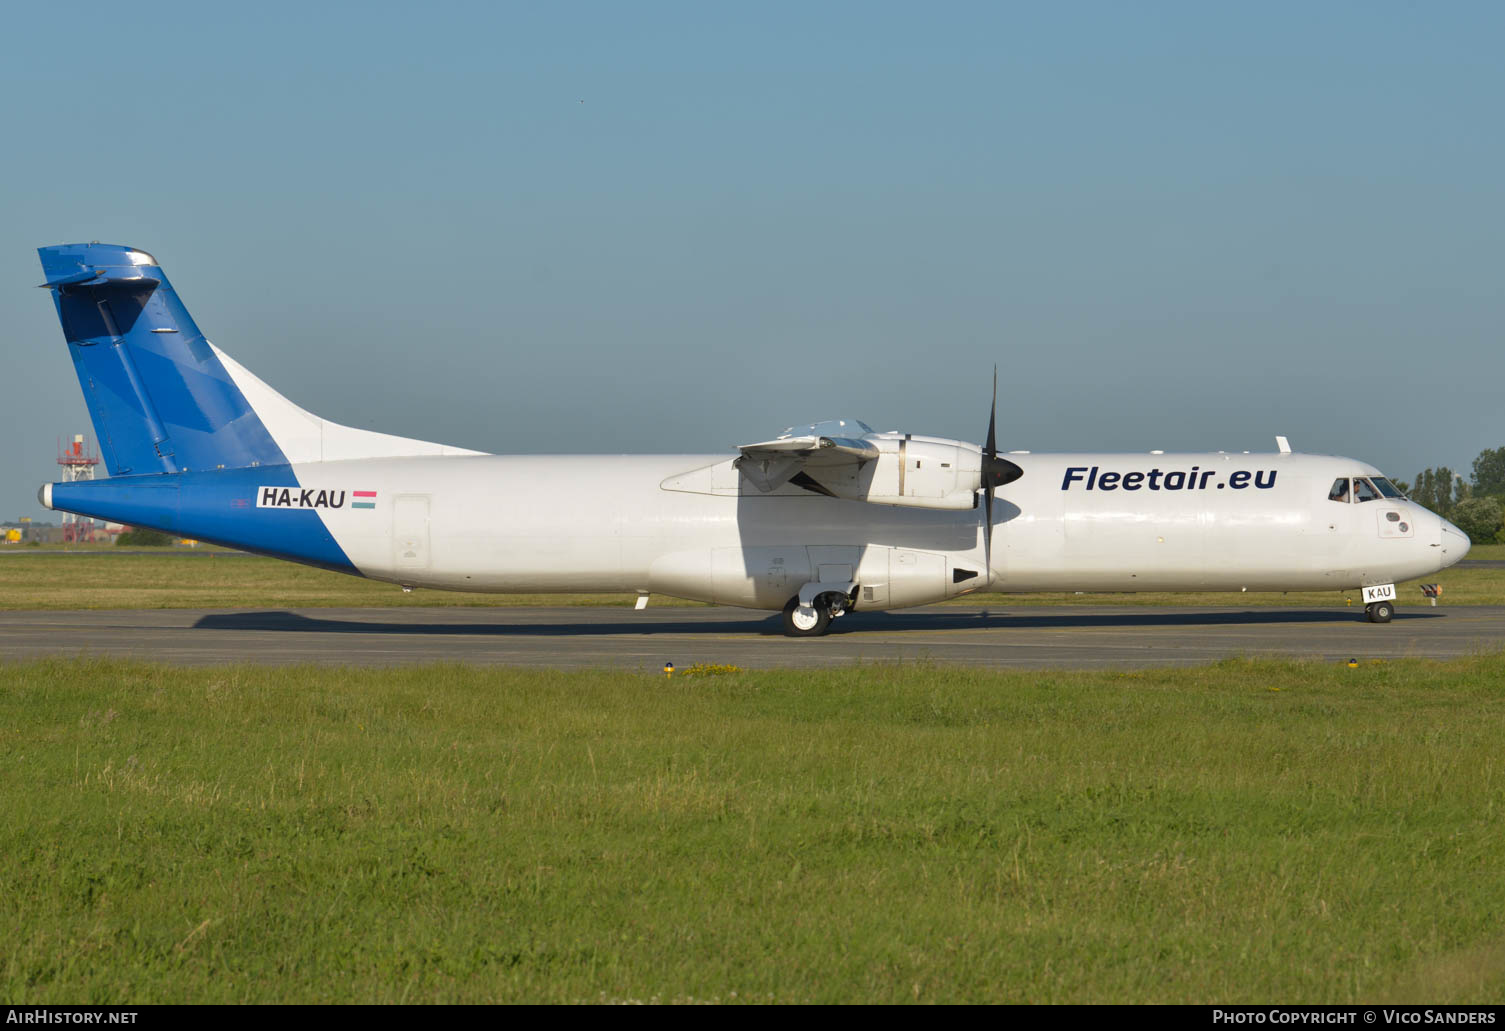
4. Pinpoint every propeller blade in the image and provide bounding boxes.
[984,478,994,576]
[979,365,1023,581]
[983,367,997,577]
[986,366,997,458]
